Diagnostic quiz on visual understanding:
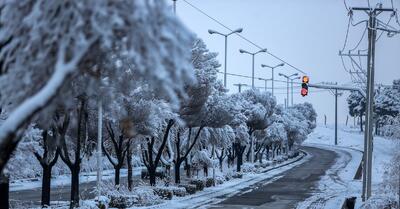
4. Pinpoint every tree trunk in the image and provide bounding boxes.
[127,147,133,191]
[203,166,208,177]
[174,161,181,184]
[219,158,223,172]
[149,168,156,186]
[114,167,120,186]
[360,115,363,132]
[41,166,51,207]
[70,167,80,209]
[236,153,243,172]
[0,172,9,209]
[185,159,191,178]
